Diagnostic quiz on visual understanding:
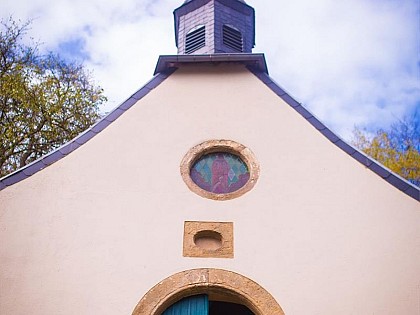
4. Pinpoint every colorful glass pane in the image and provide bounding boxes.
[191,152,250,194]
